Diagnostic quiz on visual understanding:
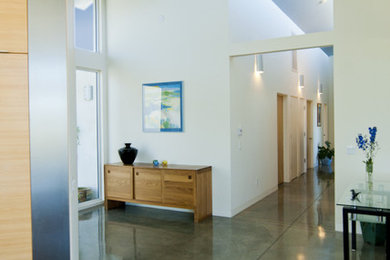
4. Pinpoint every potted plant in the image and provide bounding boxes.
[356,126,384,245]
[356,126,378,185]
[318,141,334,166]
